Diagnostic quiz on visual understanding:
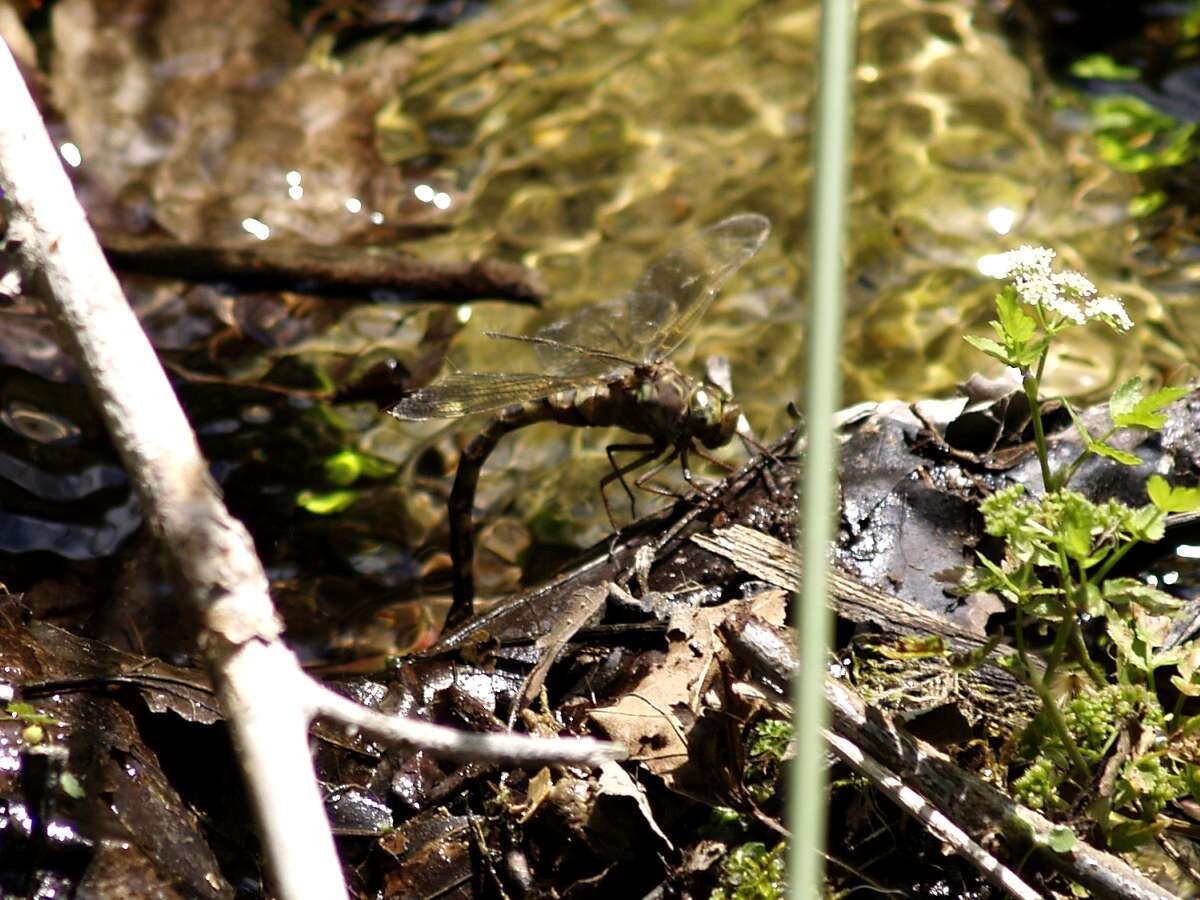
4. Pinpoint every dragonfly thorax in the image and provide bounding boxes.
[627,363,739,450]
